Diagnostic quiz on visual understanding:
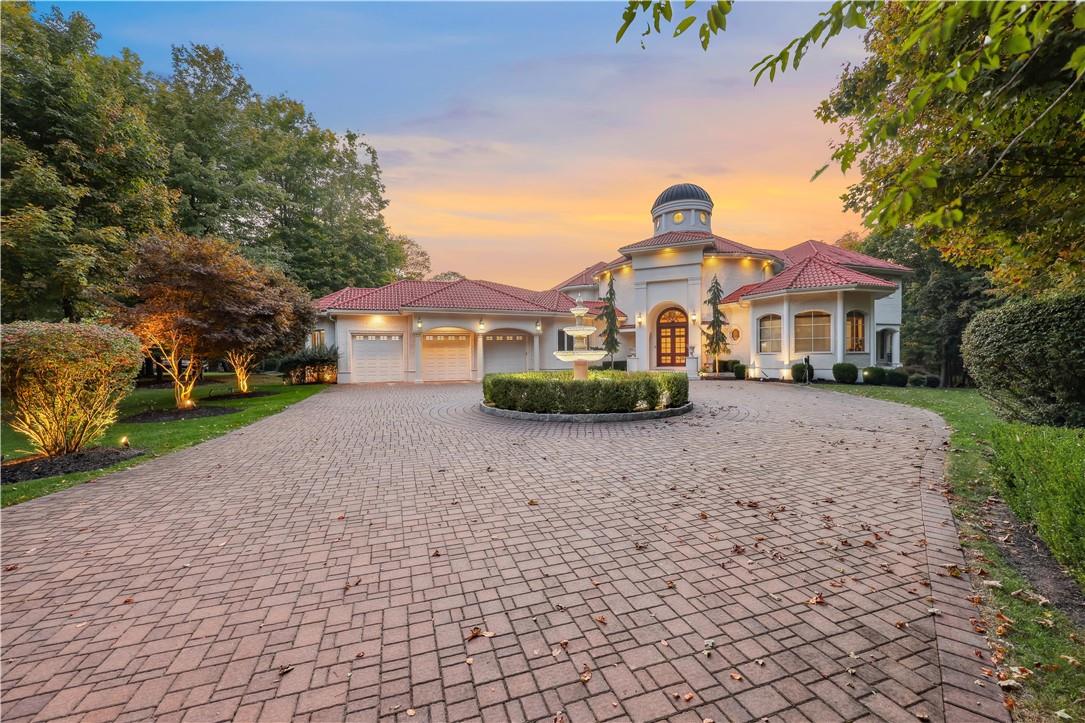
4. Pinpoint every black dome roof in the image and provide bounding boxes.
[652,183,713,211]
